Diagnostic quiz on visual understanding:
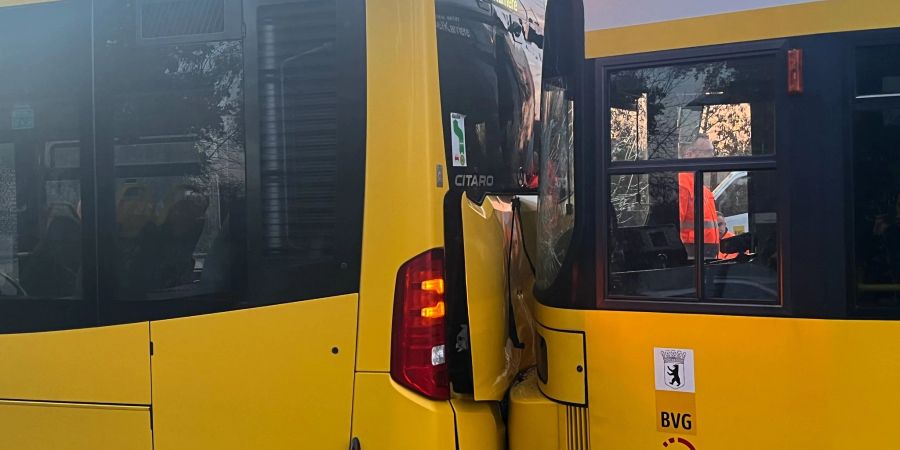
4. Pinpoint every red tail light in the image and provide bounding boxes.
[390,249,449,400]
